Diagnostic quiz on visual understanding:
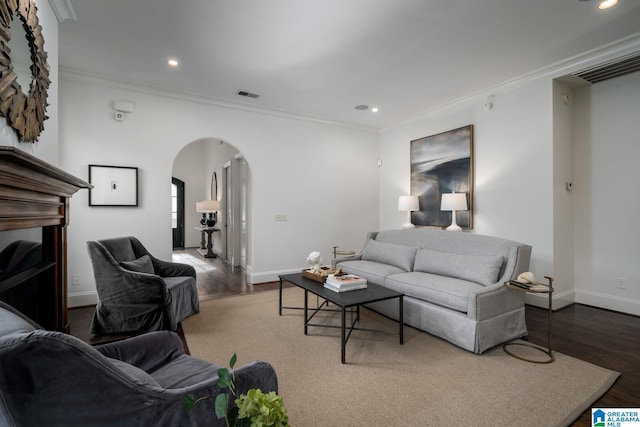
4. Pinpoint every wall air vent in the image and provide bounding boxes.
[572,51,640,84]
[237,90,260,98]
